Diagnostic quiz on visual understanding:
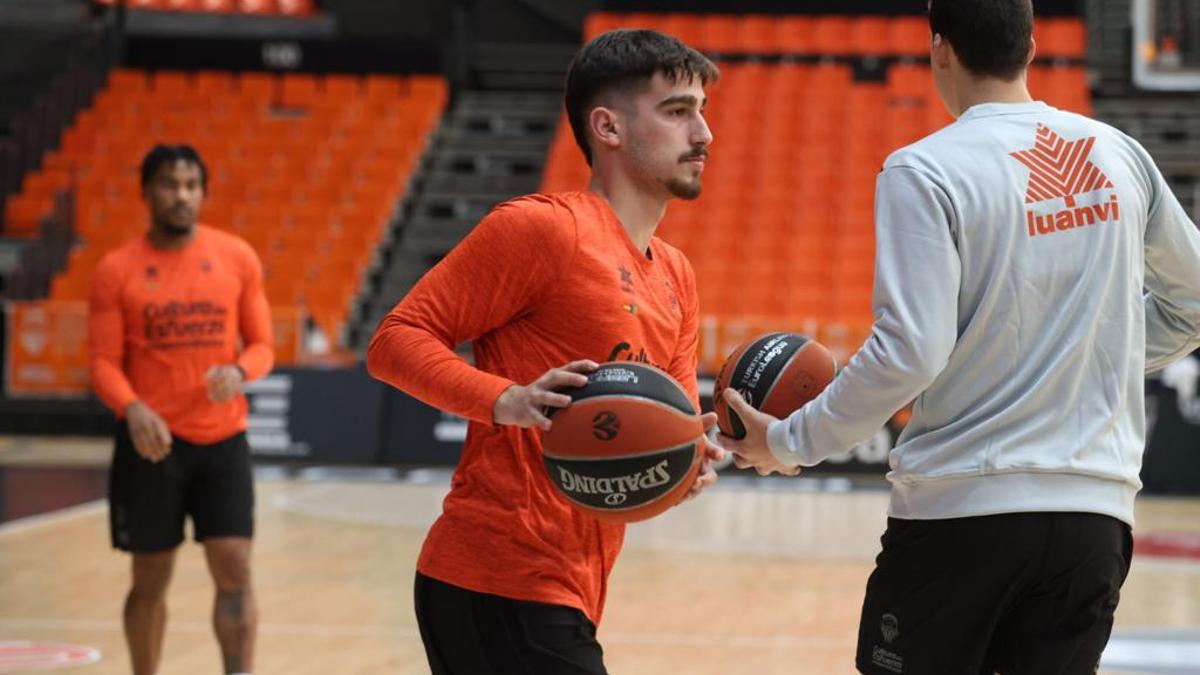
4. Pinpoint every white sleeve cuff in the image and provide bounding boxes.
[766,418,804,468]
